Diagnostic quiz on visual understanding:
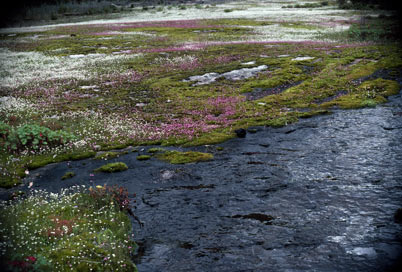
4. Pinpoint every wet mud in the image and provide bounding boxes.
[2,93,402,271]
